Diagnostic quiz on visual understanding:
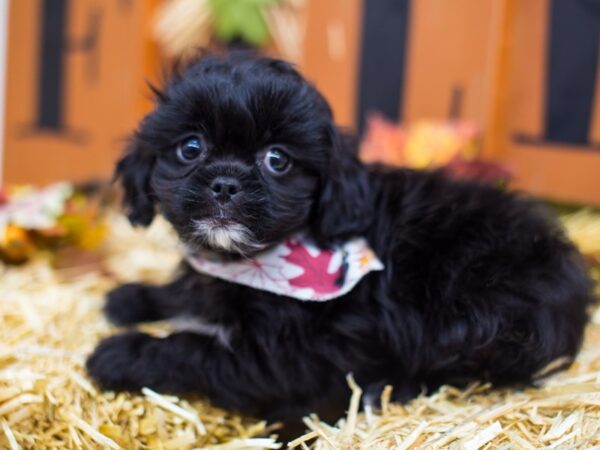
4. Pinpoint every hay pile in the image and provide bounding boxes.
[0,214,279,449]
[291,330,600,449]
[0,210,599,449]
